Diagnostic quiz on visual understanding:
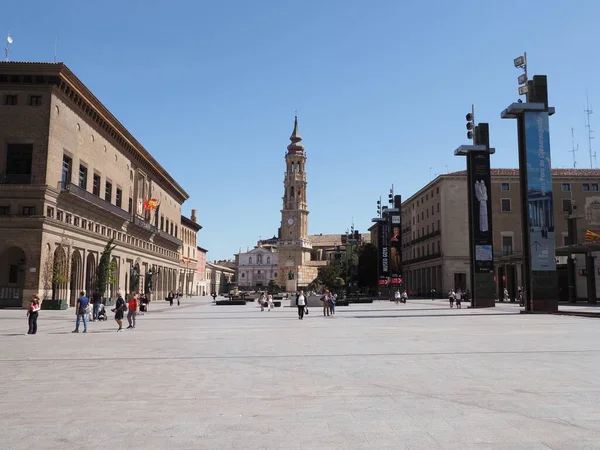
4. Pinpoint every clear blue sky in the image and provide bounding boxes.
[3,0,600,261]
